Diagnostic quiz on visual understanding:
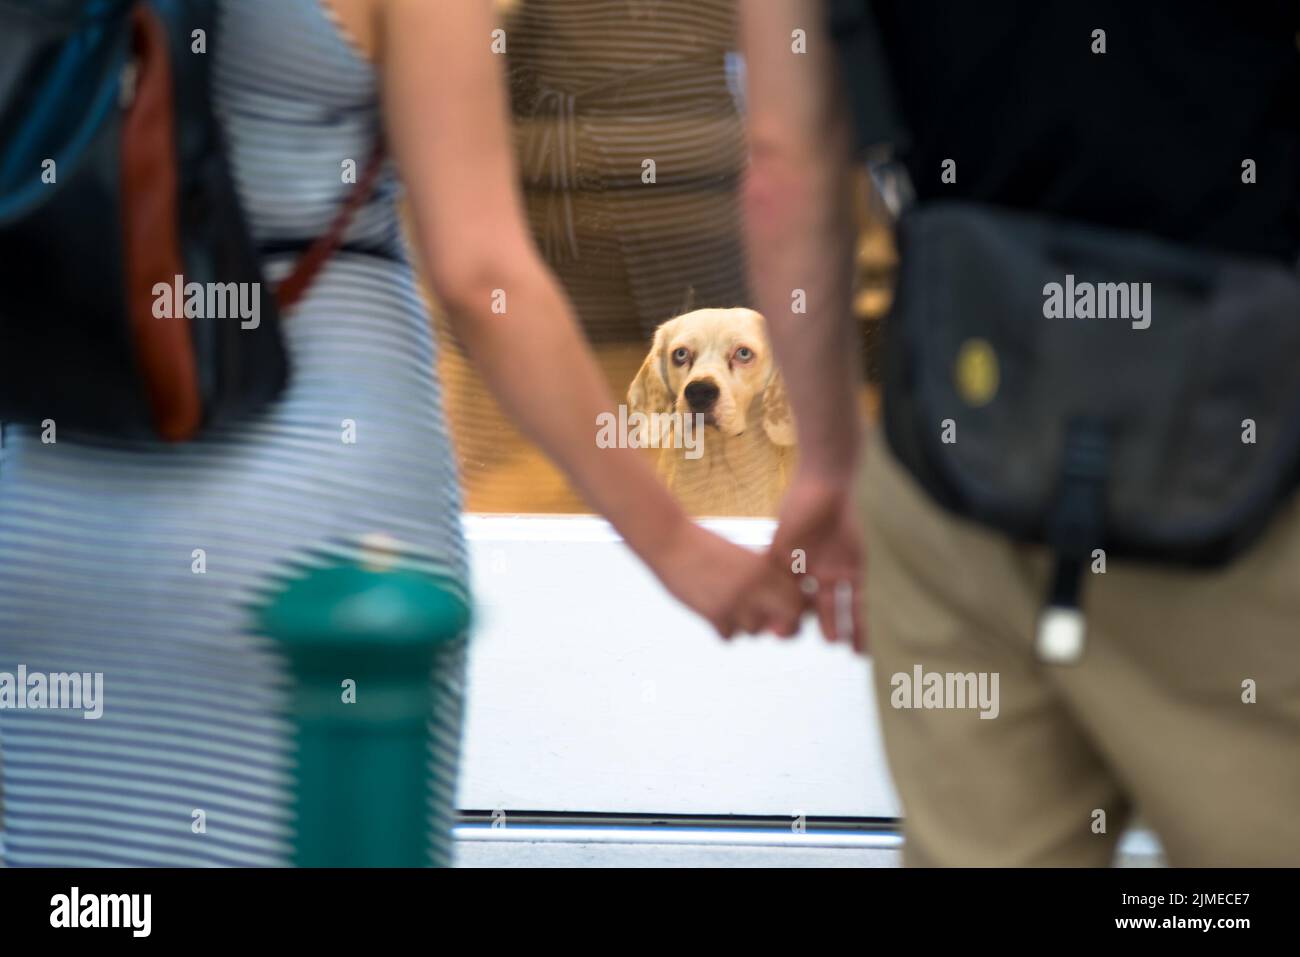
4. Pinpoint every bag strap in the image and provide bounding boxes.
[275,141,386,311]
[1036,419,1109,665]
[825,1,915,215]
[826,0,909,157]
